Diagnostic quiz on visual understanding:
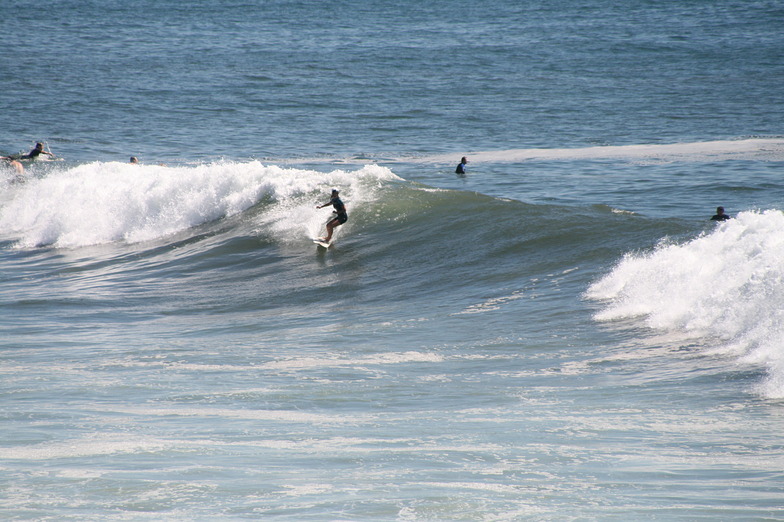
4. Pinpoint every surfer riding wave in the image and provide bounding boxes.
[316,189,347,244]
